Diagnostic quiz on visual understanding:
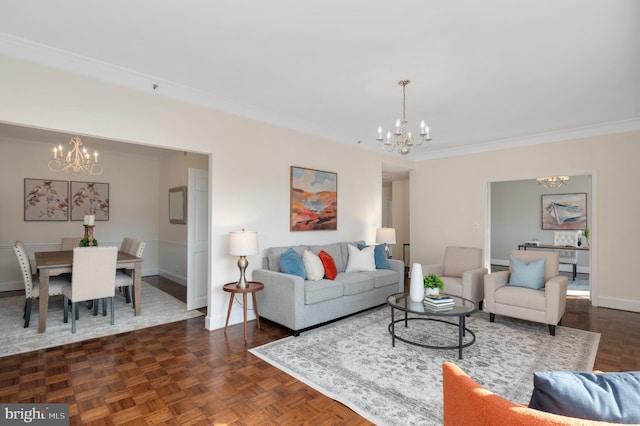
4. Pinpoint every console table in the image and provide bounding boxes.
[517,243,589,251]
